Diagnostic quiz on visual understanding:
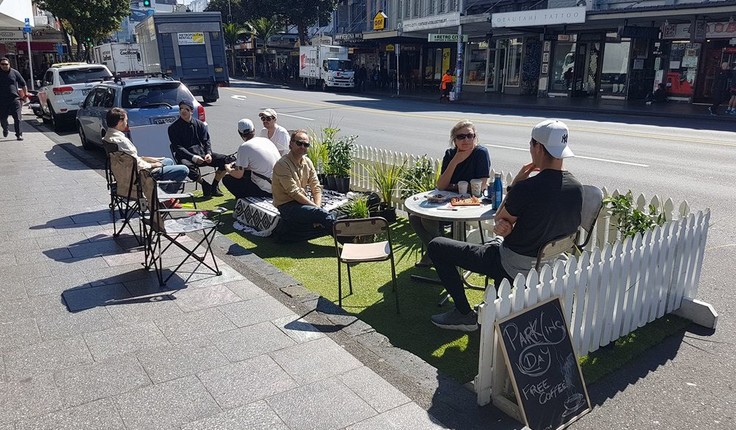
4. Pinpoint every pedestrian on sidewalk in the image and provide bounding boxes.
[0,57,28,141]
[440,69,454,101]
[708,62,732,116]
[727,63,736,115]
[104,108,189,208]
